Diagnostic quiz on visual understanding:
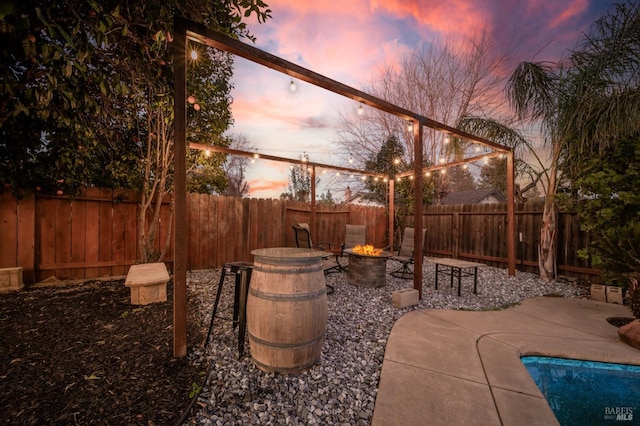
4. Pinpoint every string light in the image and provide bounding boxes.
[357,103,364,115]
[439,158,445,164]
[383,177,388,183]
[409,175,414,180]
[349,157,354,164]
[396,177,401,182]
[289,79,297,92]
[190,50,198,60]
[204,149,211,157]
[393,158,401,165]
[441,168,447,175]
[444,134,450,144]
[462,164,468,169]
[425,171,431,177]
[483,156,489,164]
[474,145,481,153]
[407,121,413,132]
[361,176,367,181]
